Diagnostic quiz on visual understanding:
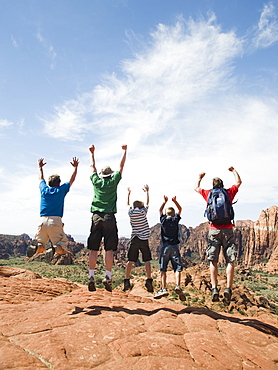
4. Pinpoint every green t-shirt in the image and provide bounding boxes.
[90,171,121,213]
